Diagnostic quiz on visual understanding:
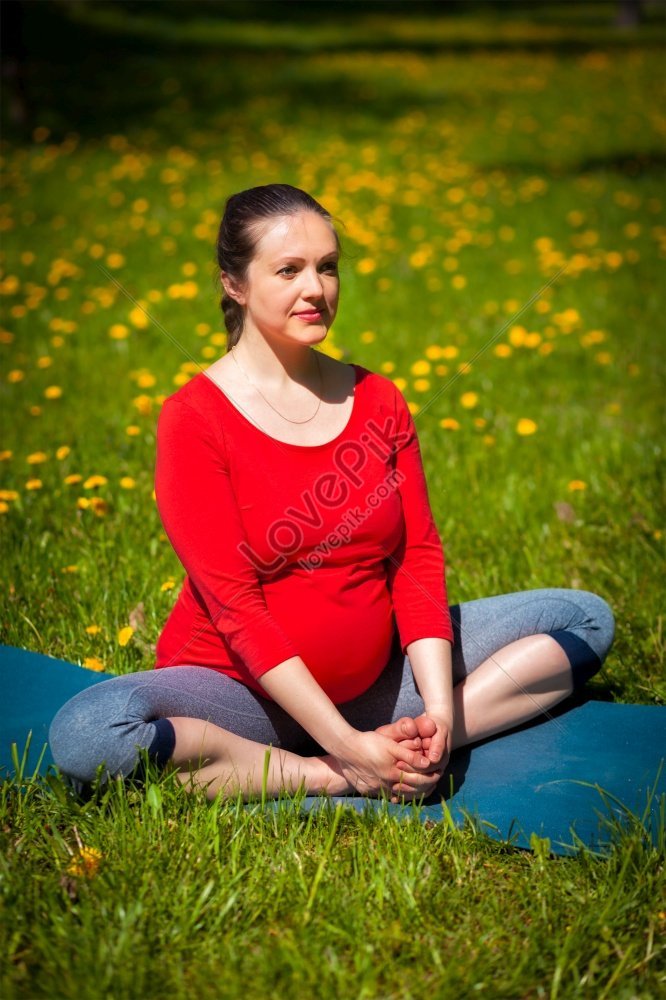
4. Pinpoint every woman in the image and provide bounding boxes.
[50,184,615,803]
